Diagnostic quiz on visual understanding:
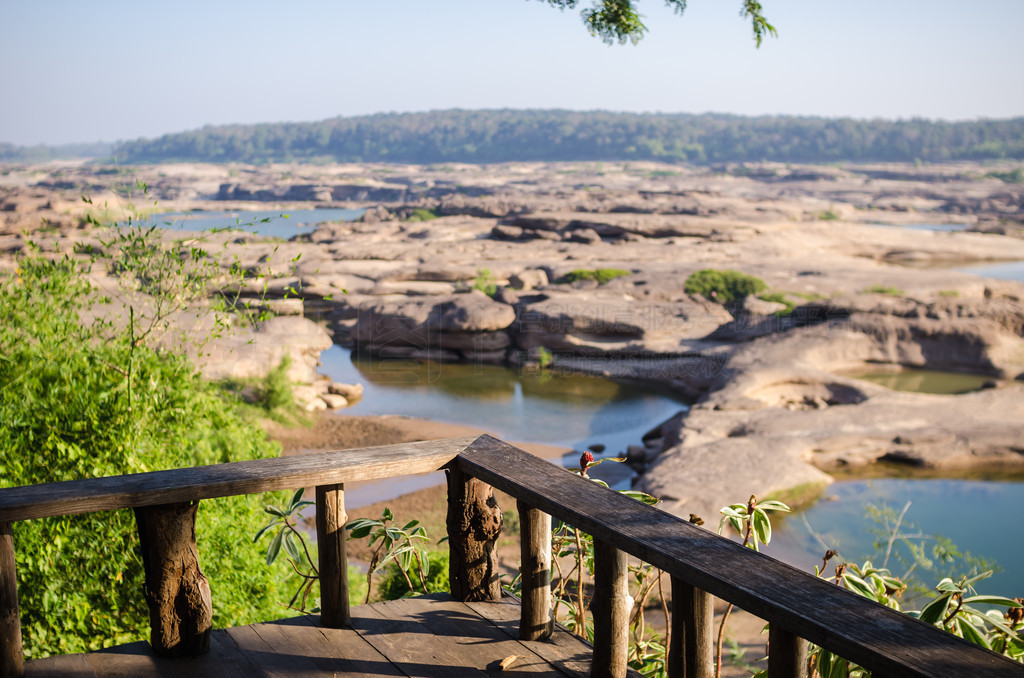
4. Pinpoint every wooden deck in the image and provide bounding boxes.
[23,594,612,678]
